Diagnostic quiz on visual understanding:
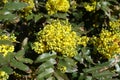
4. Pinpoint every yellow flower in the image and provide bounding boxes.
[0,71,9,80]
[58,66,67,73]
[20,0,35,16]
[109,19,120,33]
[46,0,70,15]
[92,29,120,59]
[78,36,89,47]
[0,34,16,56]
[84,1,97,12]
[32,19,88,57]
[2,0,8,4]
